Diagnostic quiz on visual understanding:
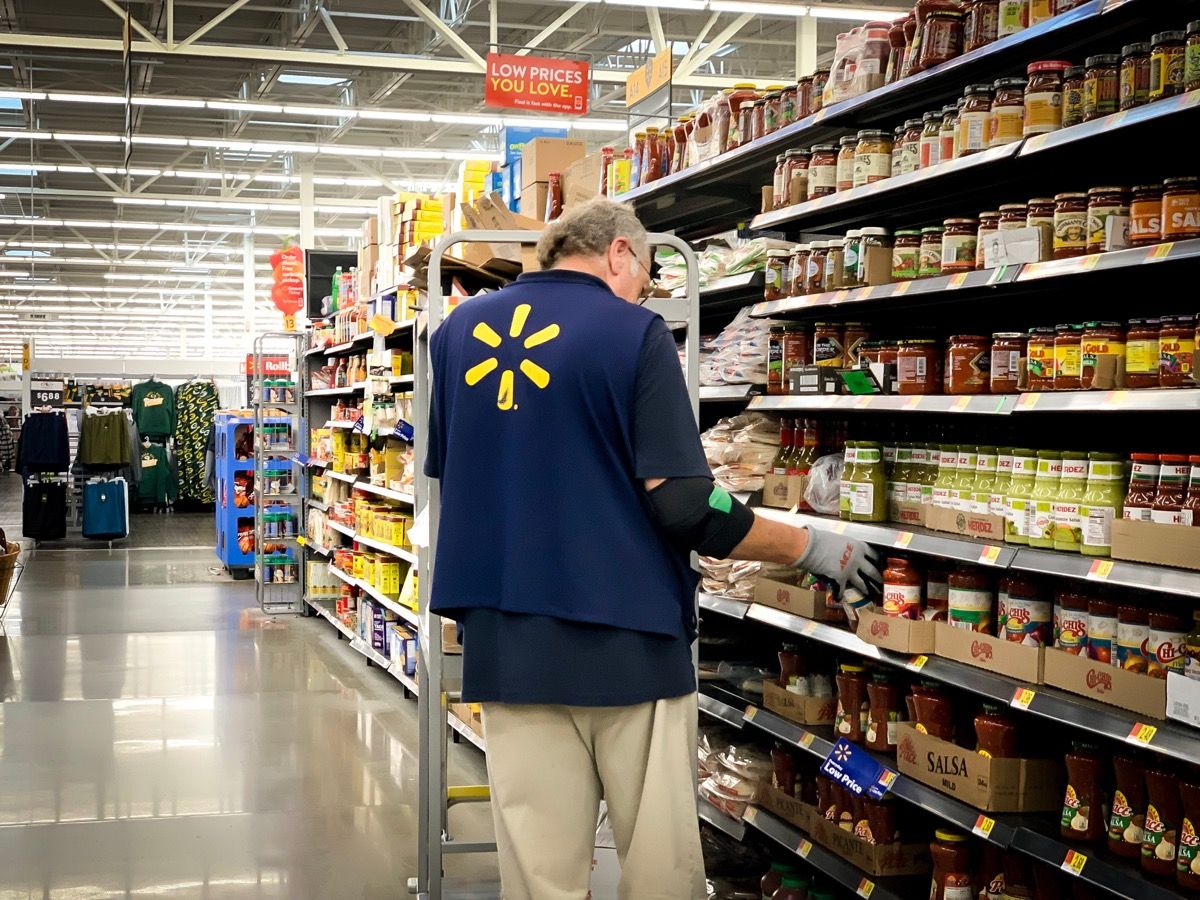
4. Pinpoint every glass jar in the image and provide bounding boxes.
[1189,20,1200,93]
[630,132,646,188]
[1120,42,1151,111]
[941,218,978,273]
[1029,451,1062,549]
[809,143,838,198]
[797,76,814,119]
[930,829,973,900]
[990,332,1025,392]
[975,705,1019,756]
[989,77,1026,147]
[835,663,871,742]
[998,0,1027,37]
[900,118,923,174]
[1053,323,1083,390]
[811,67,830,111]
[782,328,809,385]
[767,325,787,394]
[1026,326,1055,391]
[1143,768,1183,876]
[1163,175,1200,240]
[933,445,958,509]
[842,230,862,288]
[1001,575,1051,644]
[789,245,810,296]
[722,83,757,151]
[897,340,941,394]
[948,565,993,632]
[1083,54,1120,121]
[1151,30,1186,102]
[858,228,892,285]
[1086,186,1129,254]
[1062,65,1086,128]
[958,83,993,156]
[763,90,784,135]
[998,202,1028,230]
[1025,61,1068,135]
[1130,184,1164,246]
[813,322,844,367]
[641,127,662,185]
[919,227,944,278]
[1079,451,1125,557]
[806,242,828,295]
[1053,192,1088,259]
[783,149,810,207]
[854,129,893,188]
[1160,315,1196,387]
[765,250,789,302]
[1080,321,1125,389]
[825,240,845,291]
[1052,451,1088,553]
[1148,609,1189,679]
[772,154,788,211]
[1027,196,1055,231]
[886,18,908,84]
[890,124,907,176]
[750,98,768,143]
[977,211,1000,268]
[1126,318,1162,389]
[866,674,904,753]
[836,135,858,193]
[913,683,956,740]
[1005,448,1037,544]
[1062,743,1107,843]
[1028,0,1052,22]
[939,104,959,161]
[1179,779,1200,887]
[919,111,942,169]
[918,8,965,72]
[778,85,797,128]
[891,230,921,281]
[844,322,870,367]
[1123,452,1160,521]
[965,0,998,52]
[947,335,991,394]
